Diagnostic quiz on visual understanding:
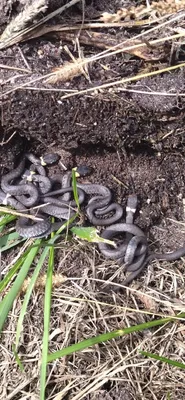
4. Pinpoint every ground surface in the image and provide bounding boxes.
[1,1,185,399]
